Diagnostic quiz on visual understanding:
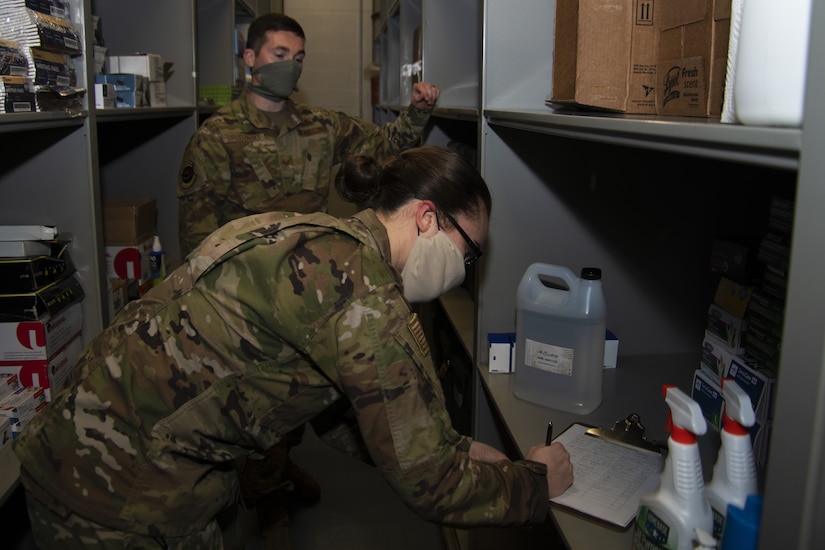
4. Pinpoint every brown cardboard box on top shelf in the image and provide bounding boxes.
[656,0,733,118]
[550,0,658,114]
